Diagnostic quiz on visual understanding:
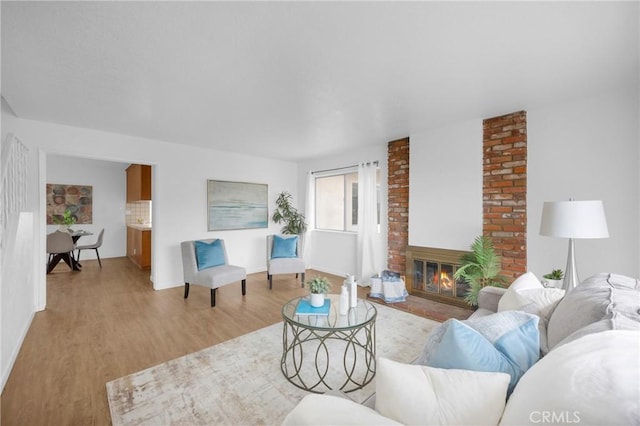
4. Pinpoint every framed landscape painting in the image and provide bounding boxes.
[207,180,268,231]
